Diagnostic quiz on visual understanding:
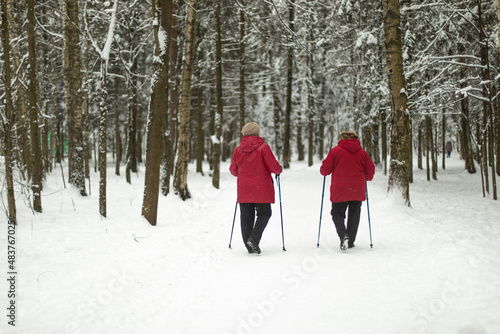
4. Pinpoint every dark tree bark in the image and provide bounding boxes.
[142,0,173,224]
[381,107,388,175]
[282,0,295,169]
[1,0,17,222]
[477,0,496,200]
[27,0,43,212]
[98,63,108,217]
[196,78,204,174]
[239,0,246,133]
[212,0,223,189]
[114,77,122,176]
[7,0,29,178]
[63,0,86,196]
